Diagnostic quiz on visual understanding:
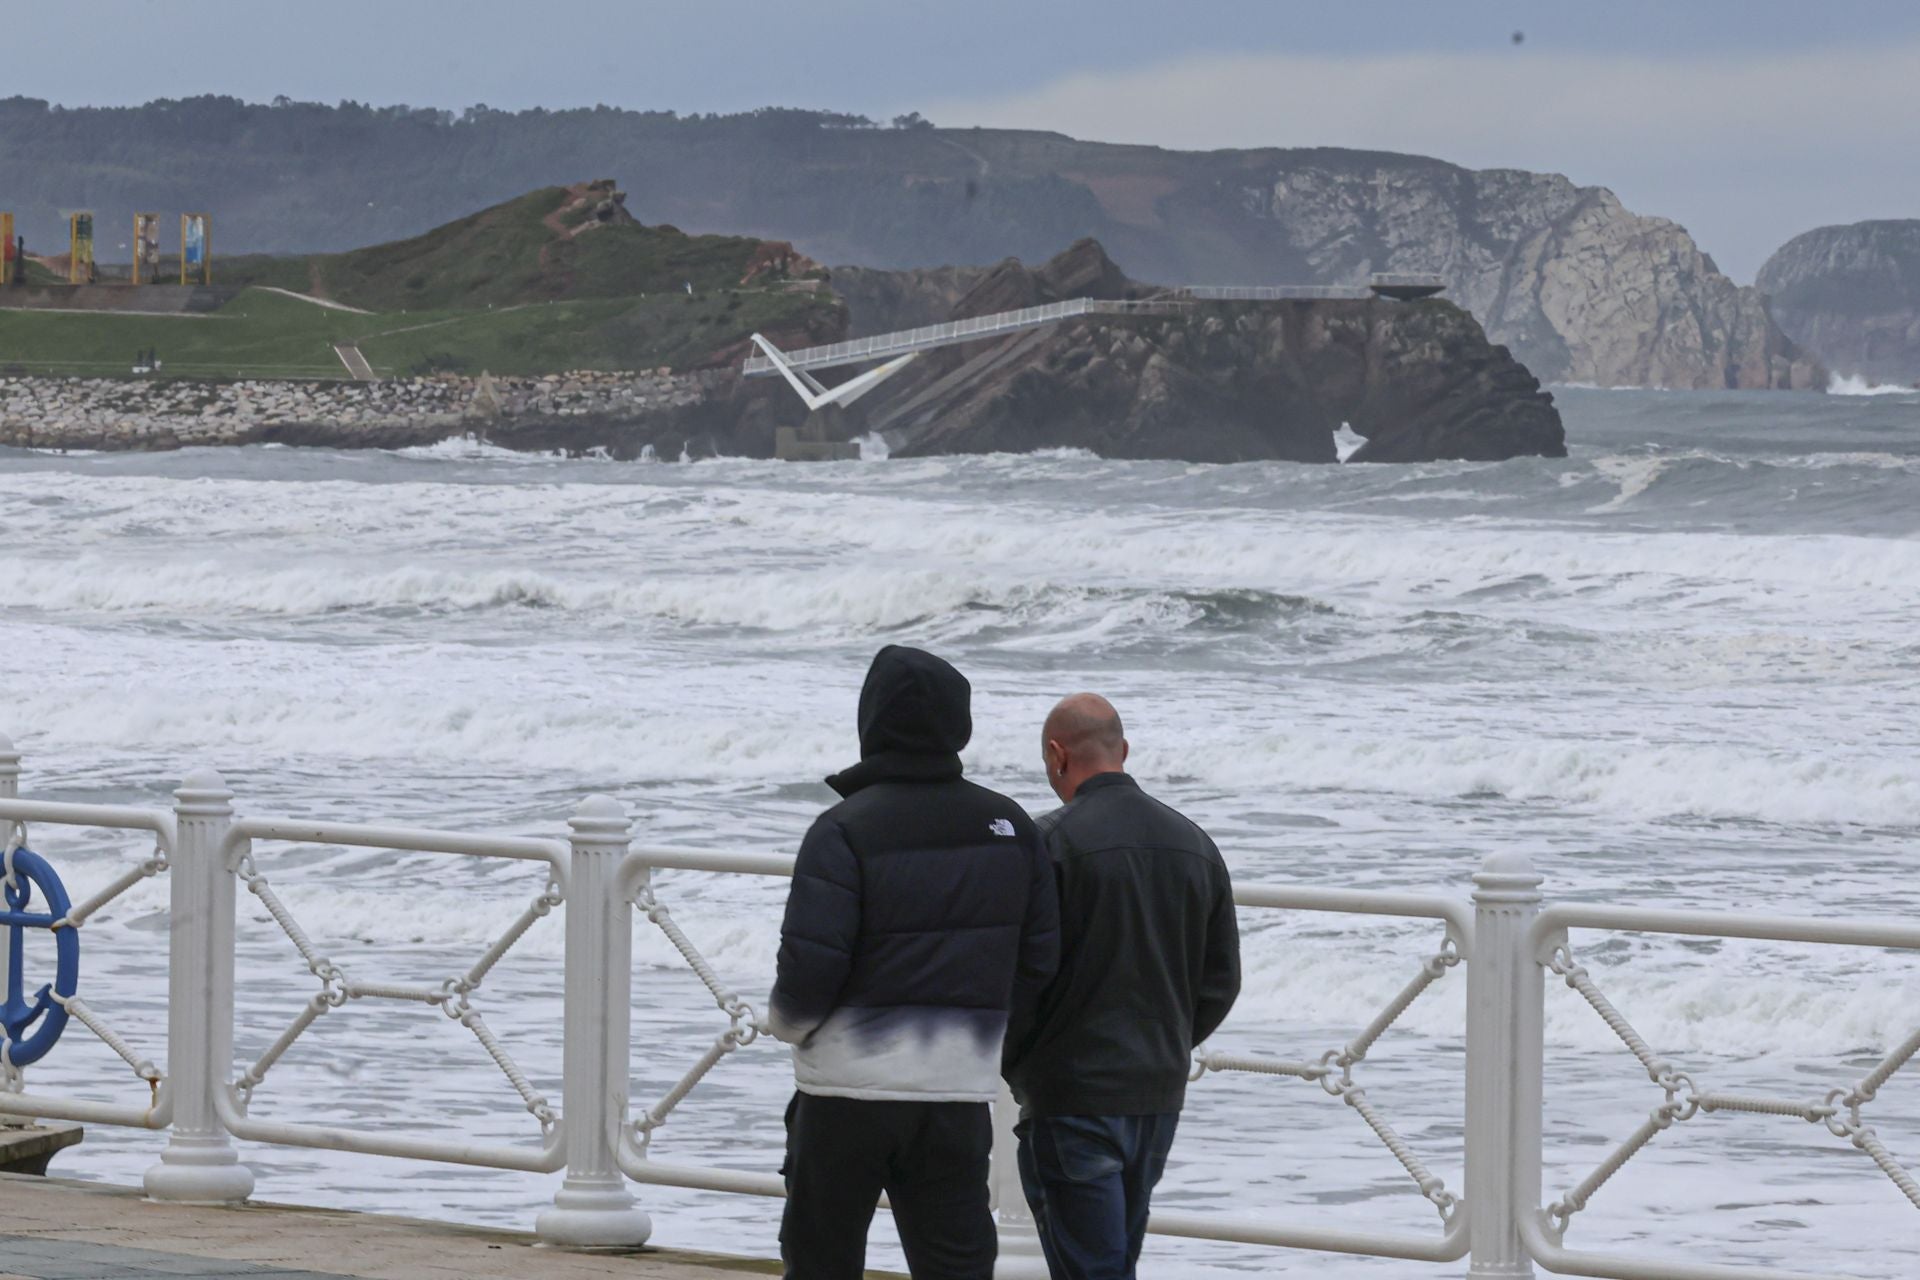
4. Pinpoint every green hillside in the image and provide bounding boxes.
[0,285,833,379]
[0,182,839,379]
[216,181,823,313]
